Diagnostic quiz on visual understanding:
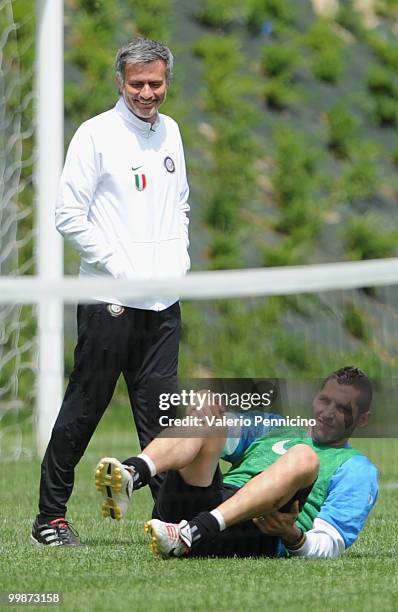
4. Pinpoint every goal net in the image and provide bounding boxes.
[0,0,36,459]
